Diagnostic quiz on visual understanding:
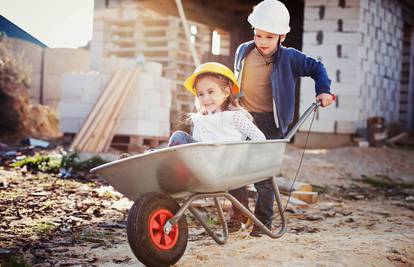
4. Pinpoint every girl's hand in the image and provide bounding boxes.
[316,93,335,107]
